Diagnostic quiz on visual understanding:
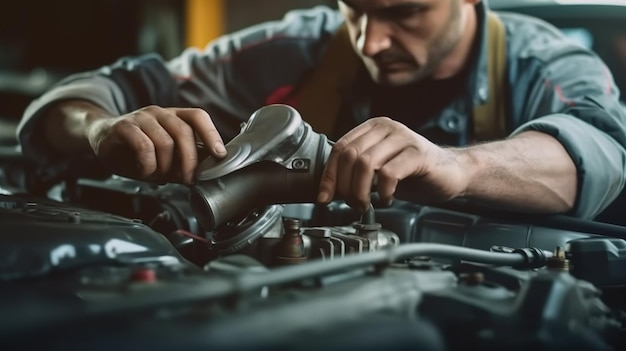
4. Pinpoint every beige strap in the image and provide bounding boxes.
[295,11,508,141]
[293,25,360,136]
[473,12,508,141]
